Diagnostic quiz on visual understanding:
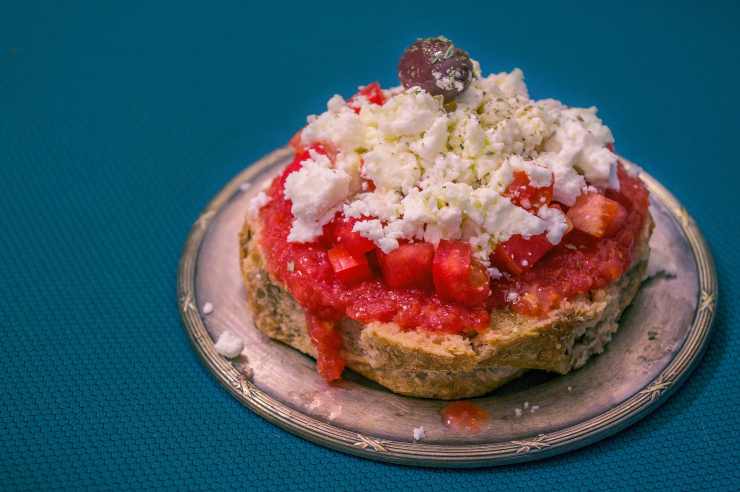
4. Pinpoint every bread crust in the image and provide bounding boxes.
[239,212,653,399]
